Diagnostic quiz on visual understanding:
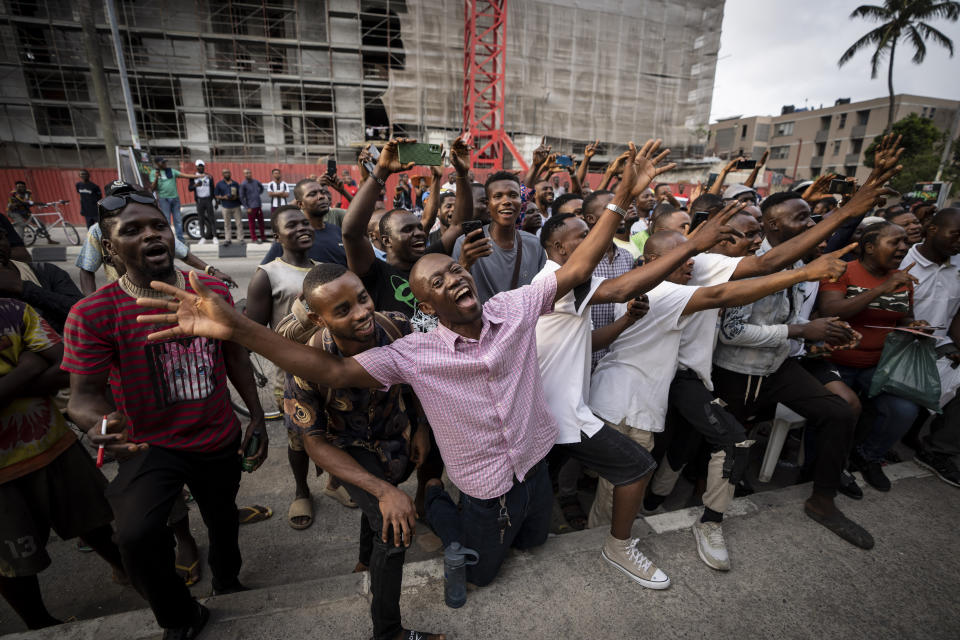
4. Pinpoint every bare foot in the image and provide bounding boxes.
[352,562,368,573]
